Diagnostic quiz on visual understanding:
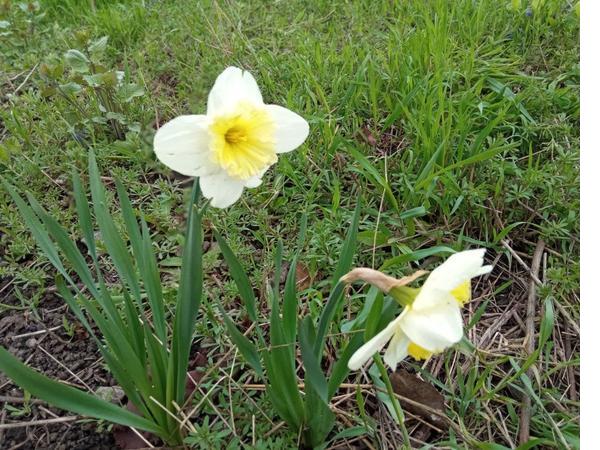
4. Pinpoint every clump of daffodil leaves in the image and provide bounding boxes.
[153,66,309,207]
[0,67,310,446]
[342,249,493,370]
